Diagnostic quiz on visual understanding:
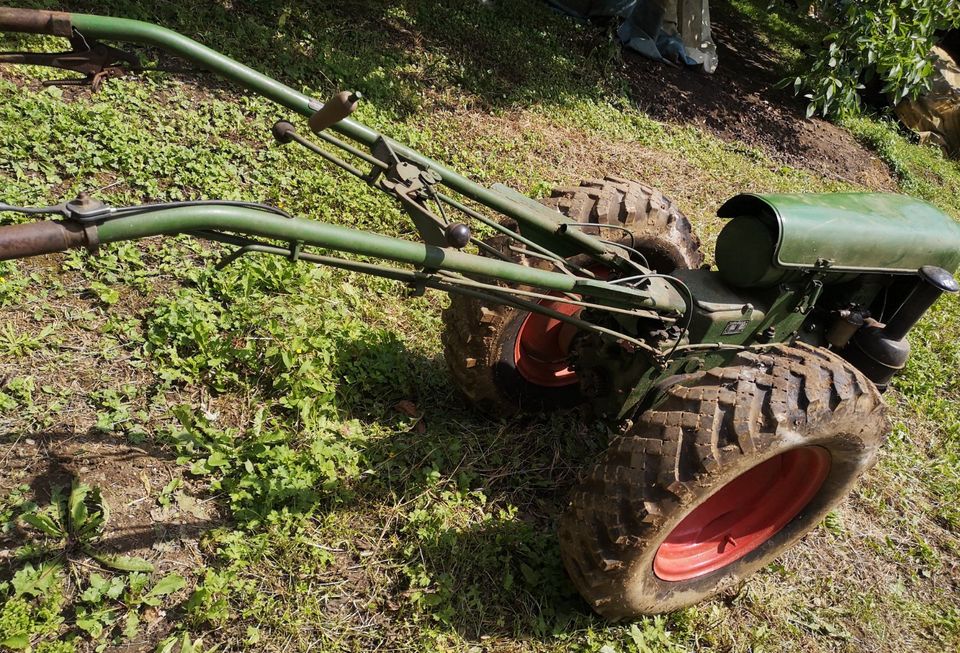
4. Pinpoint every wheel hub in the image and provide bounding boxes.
[653,446,831,582]
[514,298,582,387]
[513,268,614,388]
